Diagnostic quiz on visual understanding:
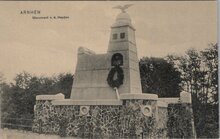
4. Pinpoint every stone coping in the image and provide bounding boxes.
[120,93,158,100]
[180,91,192,104]
[157,101,168,108]
[36,93,65,100]
[52,99,123,106]
[158,98,180,104]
